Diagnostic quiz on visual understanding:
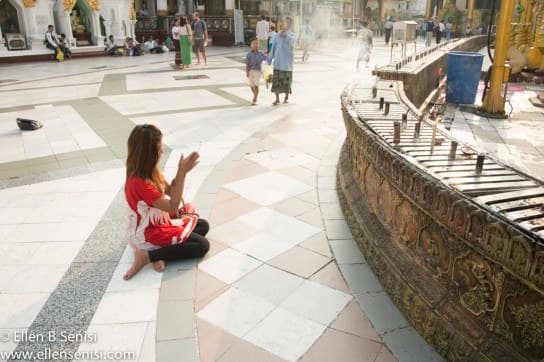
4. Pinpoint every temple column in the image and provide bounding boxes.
[92,10,104,45]
[481,0,515,115]
[380,0,385,21]
[157,0,168,15]
[0,27,7,52]
[425,0,432,19]
[103,18,112,36]
[130,19,137,38]
[22,3,42,48]
[63,11,76,47]
[225,0,234,15]
[467,0,475,30]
